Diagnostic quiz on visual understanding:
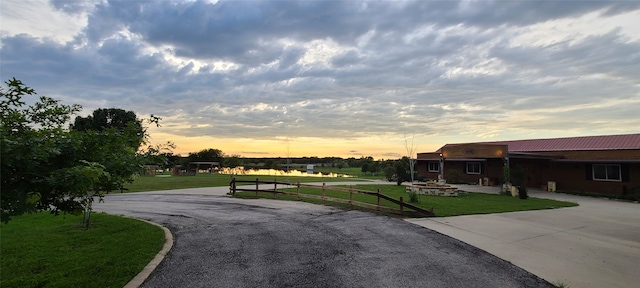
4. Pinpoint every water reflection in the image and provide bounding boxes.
[218,167,352,178]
